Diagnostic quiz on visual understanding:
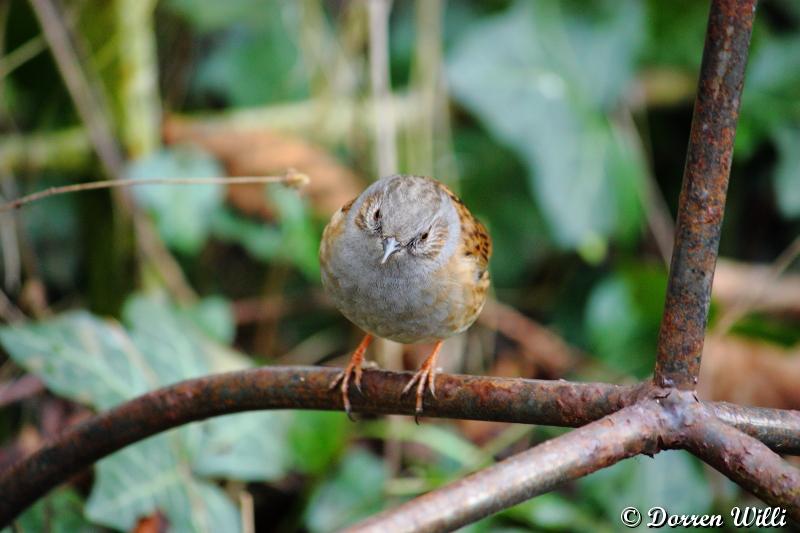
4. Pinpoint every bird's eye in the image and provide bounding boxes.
[374,209,381,220]
[420,232,429,241]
